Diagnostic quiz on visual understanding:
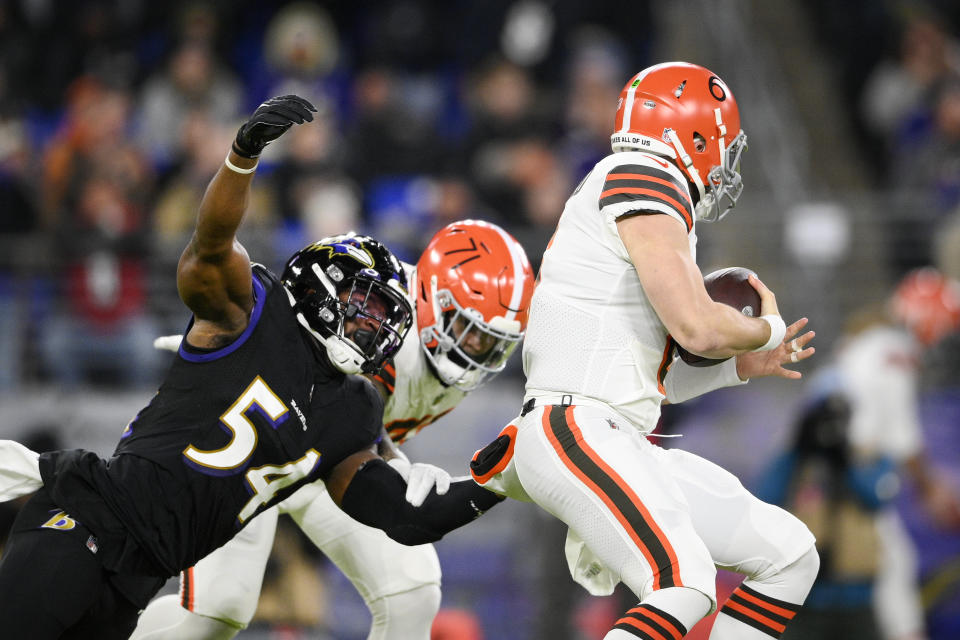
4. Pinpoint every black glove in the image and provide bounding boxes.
[233,95,317,158]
